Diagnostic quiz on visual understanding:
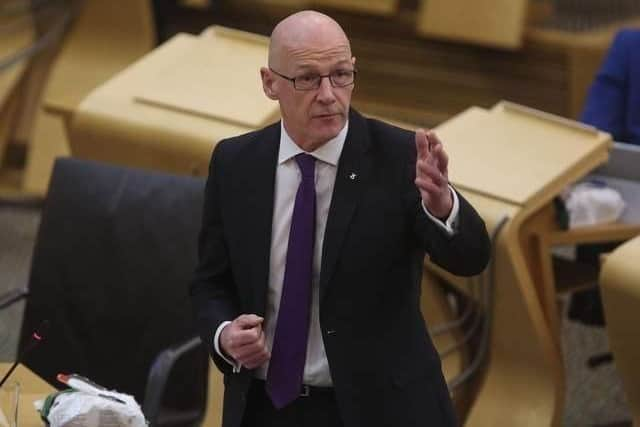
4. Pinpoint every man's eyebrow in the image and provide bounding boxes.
[294,60,353,73]
[294,65,315,72]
